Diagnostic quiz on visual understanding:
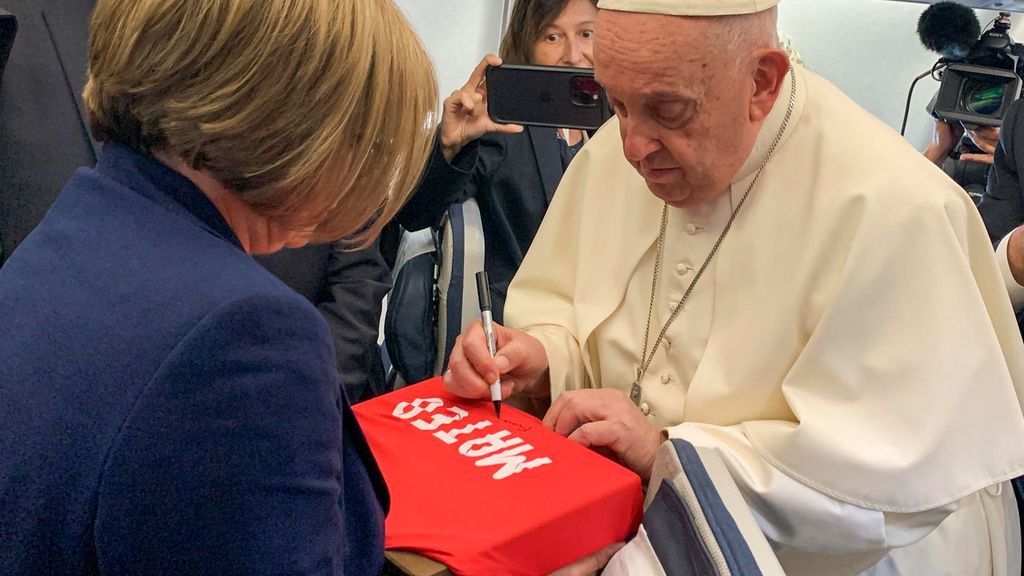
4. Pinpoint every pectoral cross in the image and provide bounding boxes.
[629,366,643,406]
